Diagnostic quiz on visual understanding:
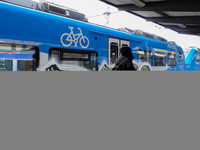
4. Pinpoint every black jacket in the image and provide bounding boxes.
[113,46,136,71]
[115,56,136,70]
